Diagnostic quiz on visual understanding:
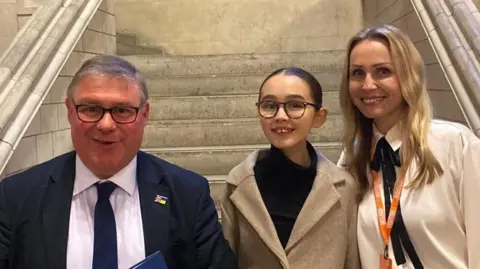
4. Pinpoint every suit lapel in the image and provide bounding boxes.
[285,156,344,252]
[230,177,289,268]
[42,152,76,269]
[137,152,170,256]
